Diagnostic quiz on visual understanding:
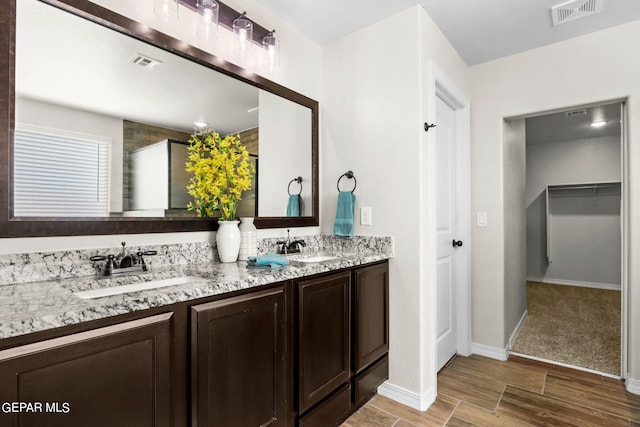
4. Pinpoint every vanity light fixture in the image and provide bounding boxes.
[233,12,253,57]
[590,120,607,127]
[154,0,179,21]
[196,0,219,41]
[164,1,278,63]
[263,30,280,70]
